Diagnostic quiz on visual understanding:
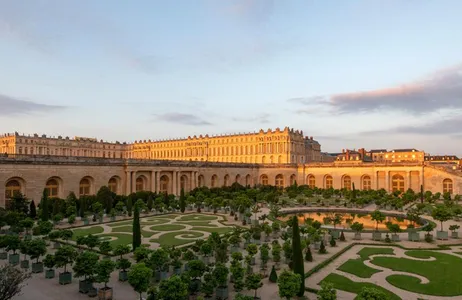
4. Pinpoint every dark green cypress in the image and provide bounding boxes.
[269,265,278,282]
[291,216,305,296]
[127,196,133,217]
[305,246,313,262]
[132,203,141,250]
[147,194,154,211]
[179,188,186,213]
[420,185,424,204]
[41,189,49,221]
[352,183,357,200]
[29,200,37,219]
